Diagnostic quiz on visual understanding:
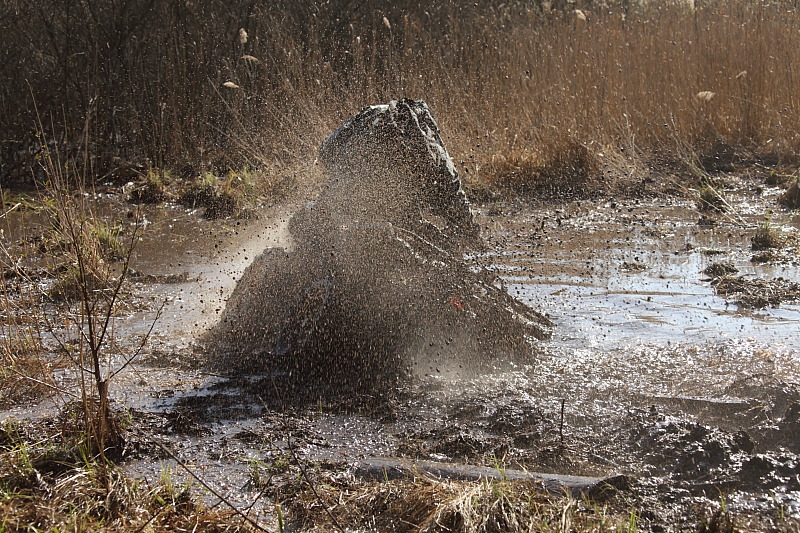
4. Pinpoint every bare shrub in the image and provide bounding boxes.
[26,113,161,462]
